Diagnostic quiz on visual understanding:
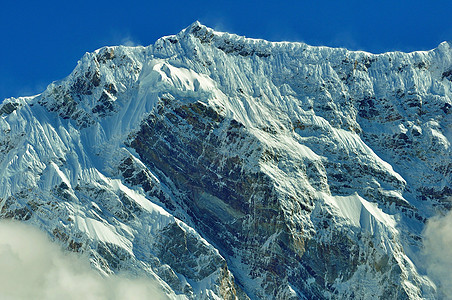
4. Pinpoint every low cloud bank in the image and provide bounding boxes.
[0,220,168,300]
[423,208,452,299]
